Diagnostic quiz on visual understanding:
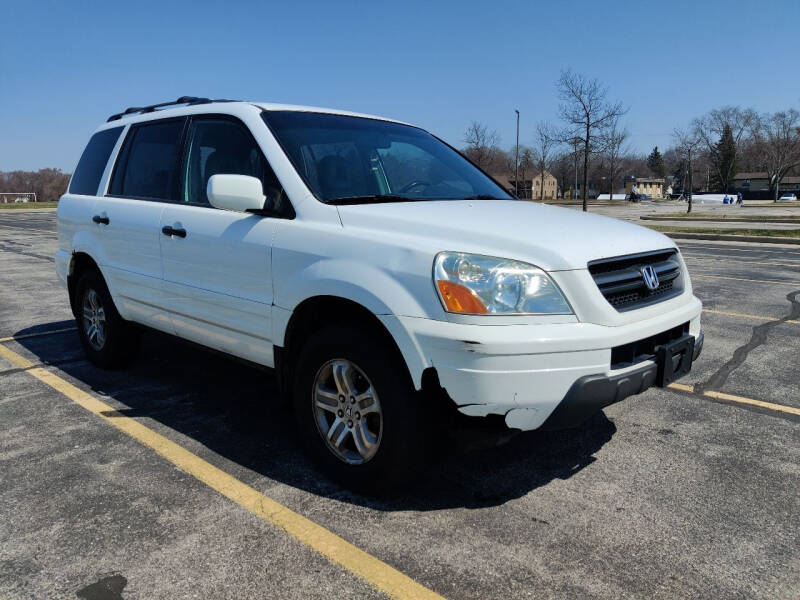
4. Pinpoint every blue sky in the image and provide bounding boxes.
[1,0,798,171]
